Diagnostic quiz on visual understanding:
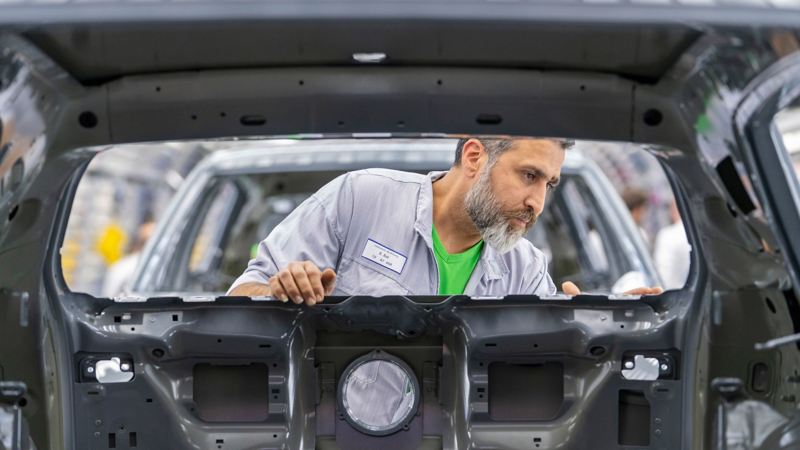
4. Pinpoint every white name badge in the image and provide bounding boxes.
[361,239,407,274]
